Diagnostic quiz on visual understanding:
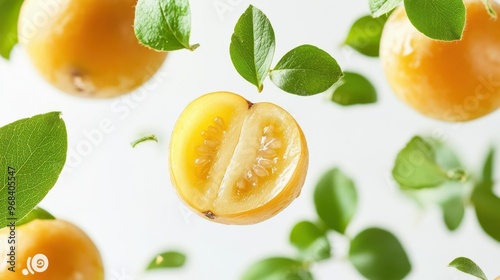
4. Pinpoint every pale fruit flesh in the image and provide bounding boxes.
[0,219,104,280]
[169,92,308,224]
[18,0,167,98]
[380,0,500,122]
